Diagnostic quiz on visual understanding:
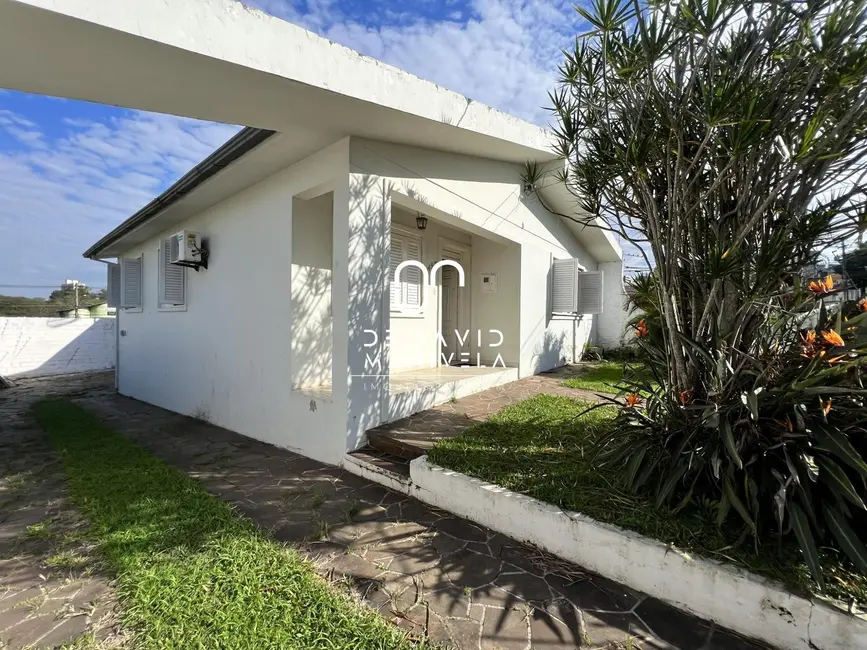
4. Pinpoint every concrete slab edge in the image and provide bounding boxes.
[407,455,867,650]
